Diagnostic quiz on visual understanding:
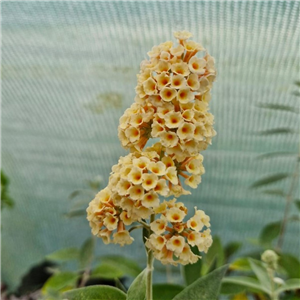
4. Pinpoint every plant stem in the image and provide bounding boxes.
[277,157,299,250]
[146,214,155,300]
